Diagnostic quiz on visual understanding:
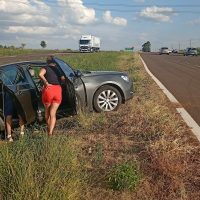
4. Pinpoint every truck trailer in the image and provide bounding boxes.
[79,35,100,52]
